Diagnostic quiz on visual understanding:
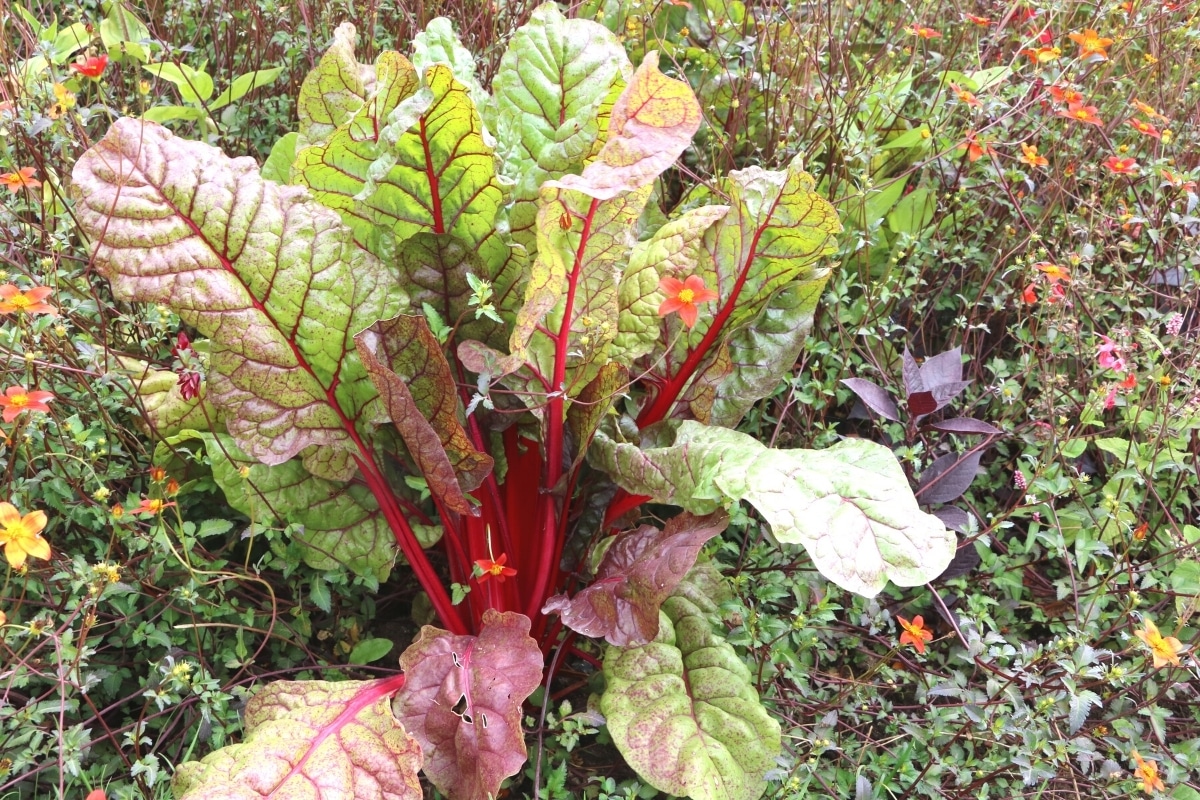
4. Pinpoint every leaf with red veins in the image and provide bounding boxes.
[355,315,493,513]
[543,510,729,646]
[547,51,702,201]
[173,676,422,800]
[295,23,375,147]
[393,610,543,800]
[71,119,406,481]
[566,361,628,472]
